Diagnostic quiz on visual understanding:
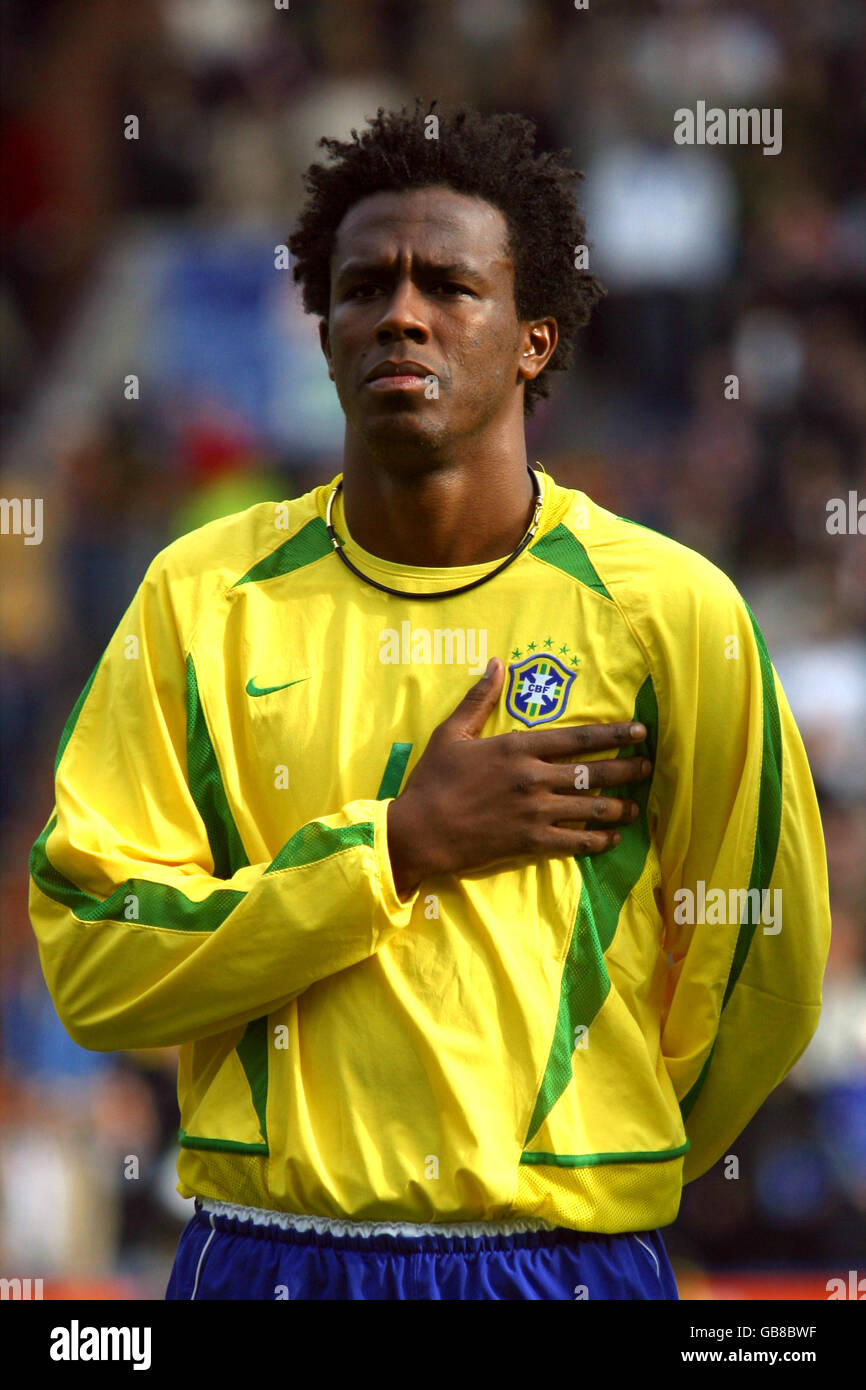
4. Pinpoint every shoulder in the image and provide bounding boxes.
[537,475,746,624]
[135,480,333,644]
